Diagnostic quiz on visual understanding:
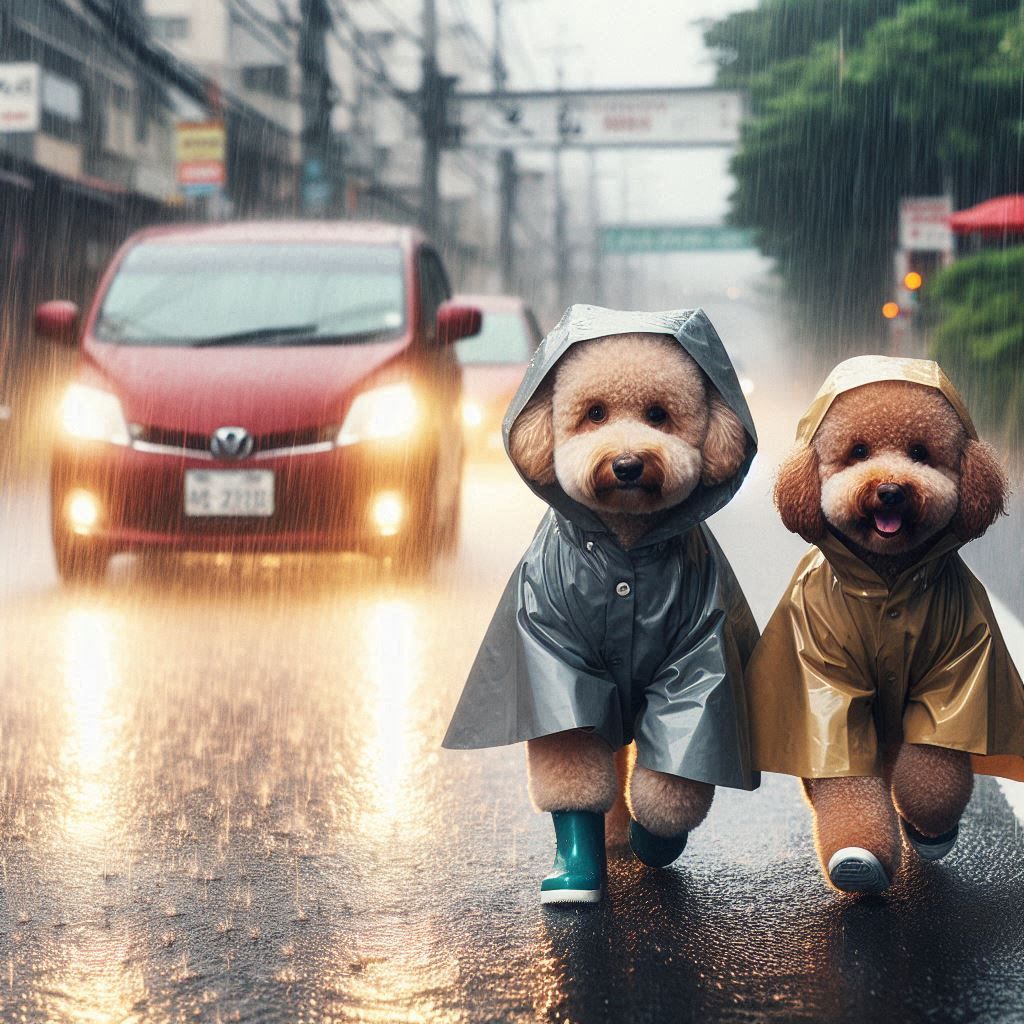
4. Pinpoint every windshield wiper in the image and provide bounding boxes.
[190,324,318,347]
[273,326,401,346]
